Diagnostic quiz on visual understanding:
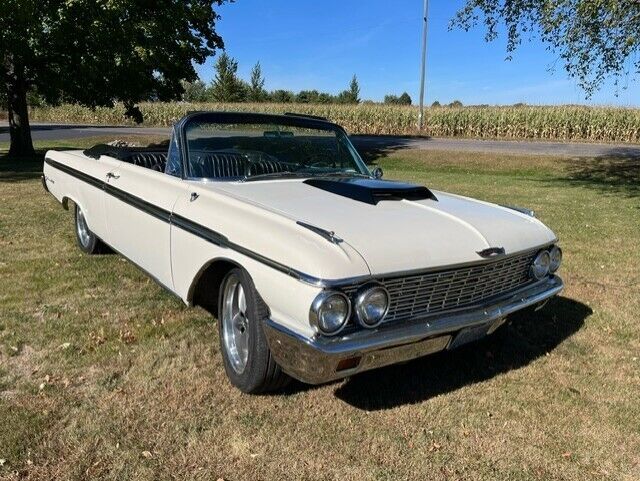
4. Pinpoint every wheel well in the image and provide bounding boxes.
[62,196,74,211]
[189,259,240,314]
